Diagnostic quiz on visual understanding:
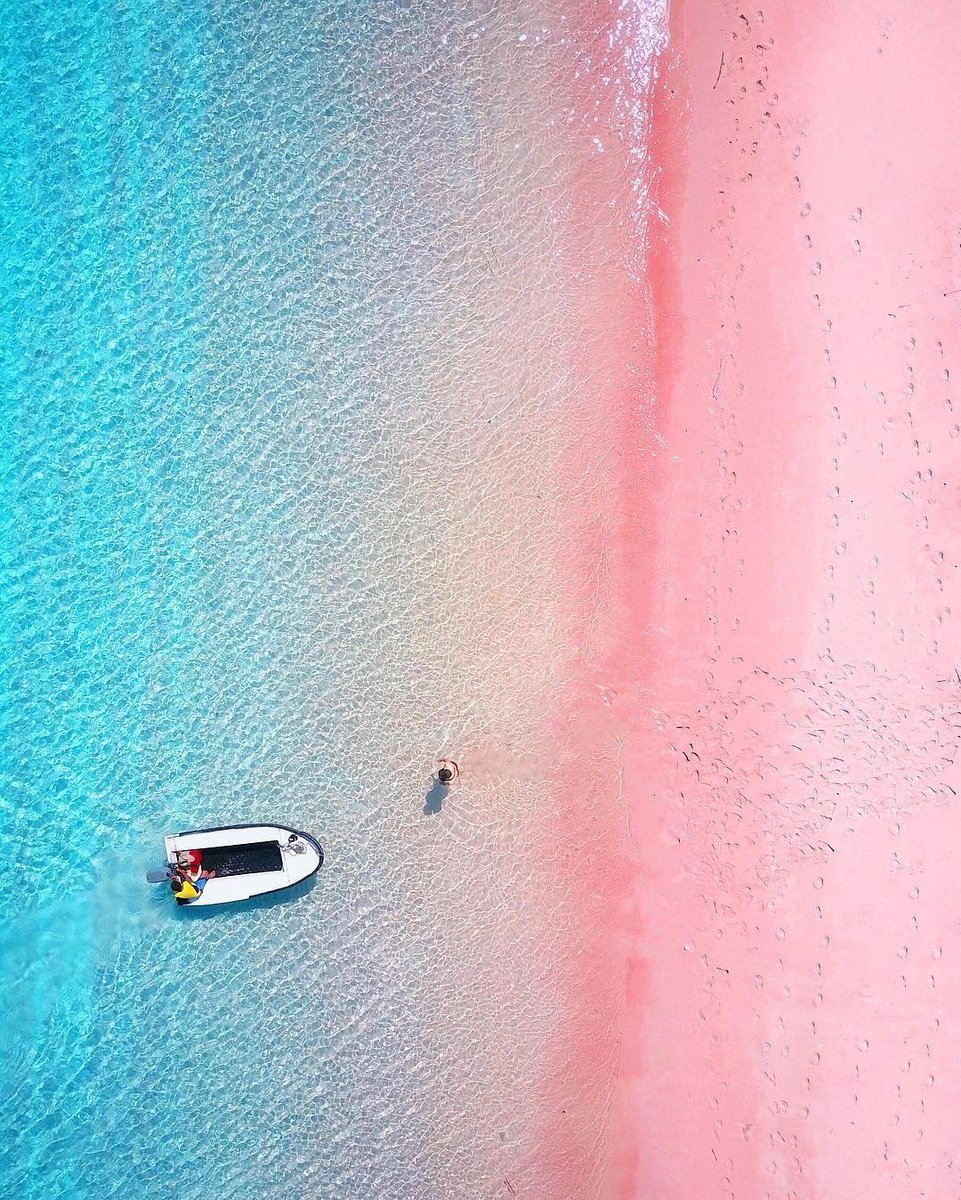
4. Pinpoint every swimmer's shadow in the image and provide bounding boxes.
[423,779,449,816]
